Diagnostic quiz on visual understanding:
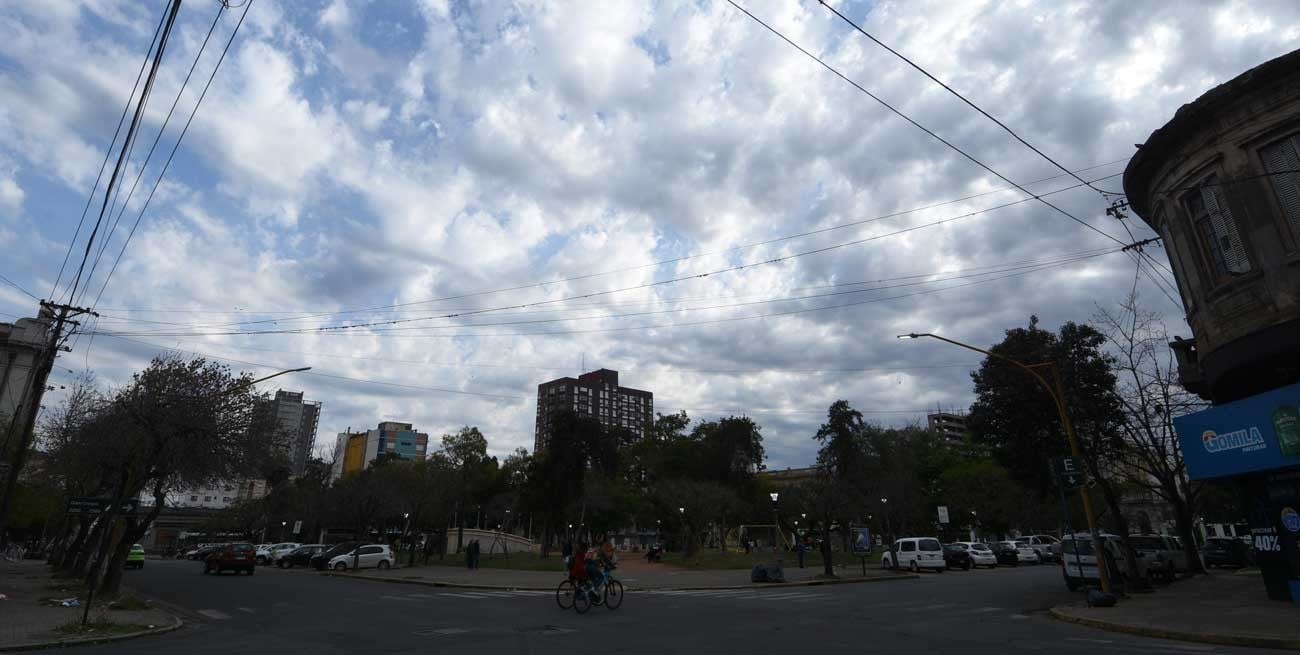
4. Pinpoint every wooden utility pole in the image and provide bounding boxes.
[0,301,96,544]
